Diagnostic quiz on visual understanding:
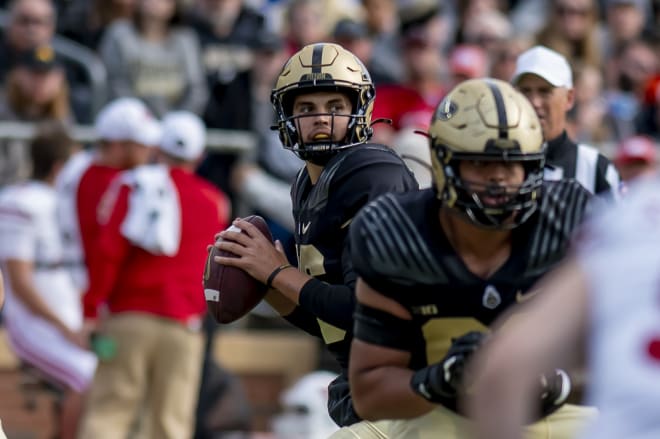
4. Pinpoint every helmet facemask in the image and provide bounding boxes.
[276,87,372,165]
[433,141,545,229]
